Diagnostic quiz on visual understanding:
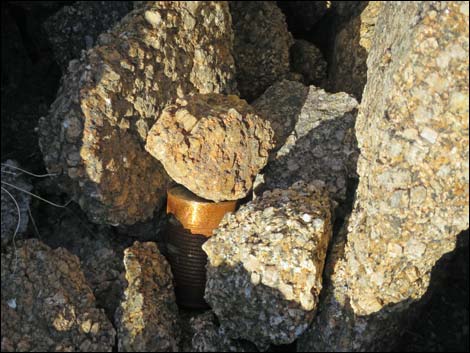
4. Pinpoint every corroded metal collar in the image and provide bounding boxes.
[167,185,237,237]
